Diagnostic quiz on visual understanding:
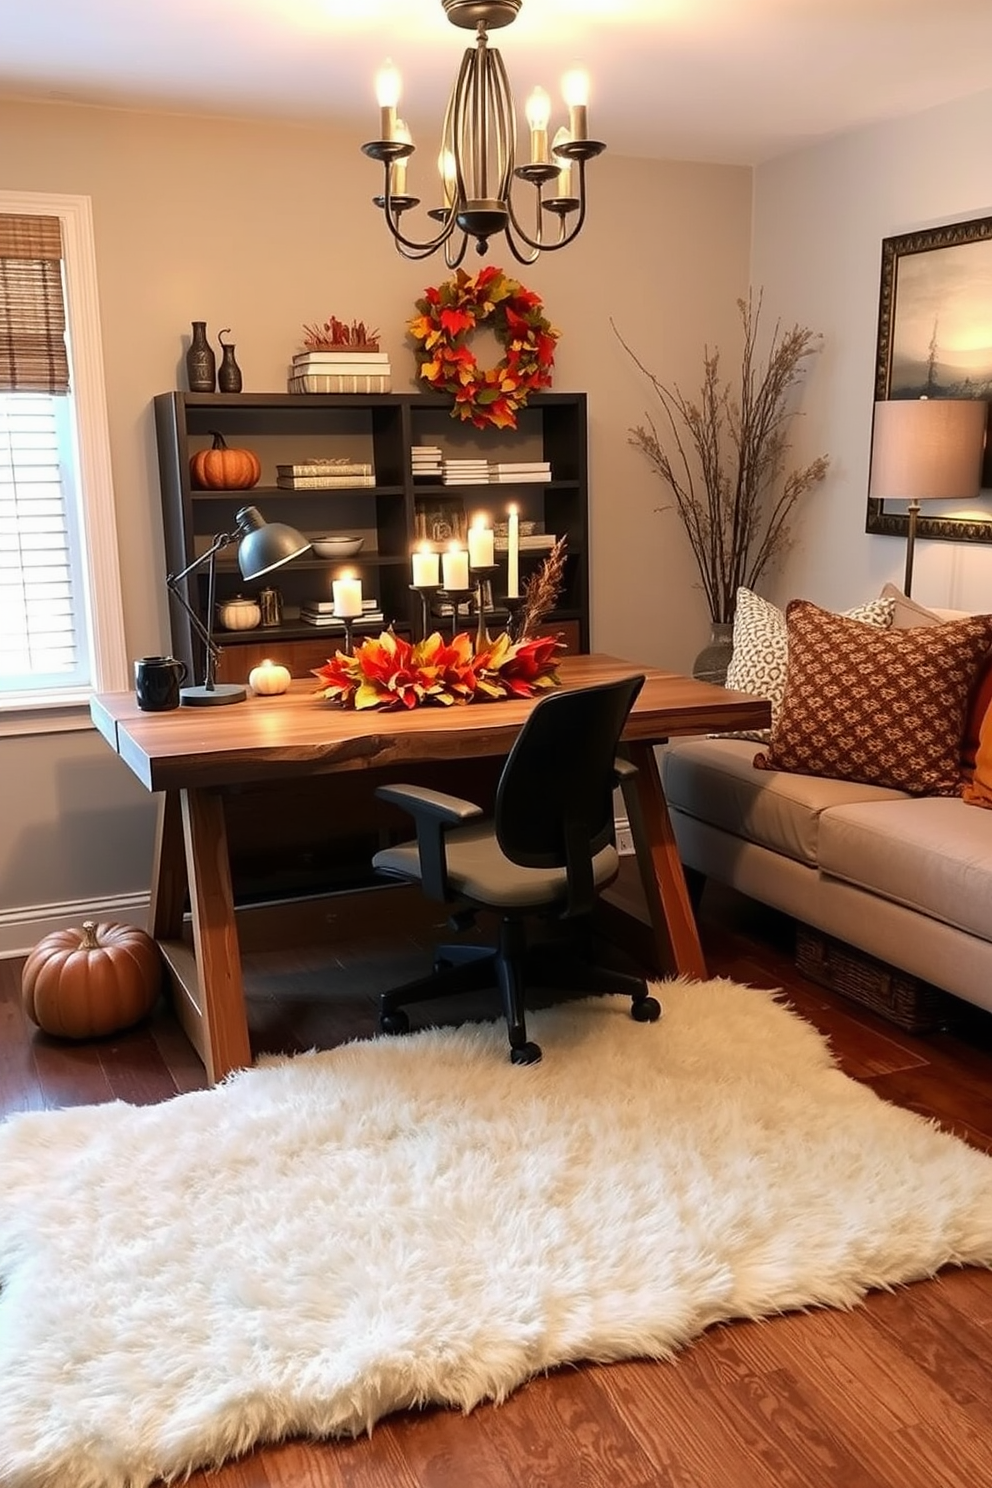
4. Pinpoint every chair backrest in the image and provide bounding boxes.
[494,674,645,908]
